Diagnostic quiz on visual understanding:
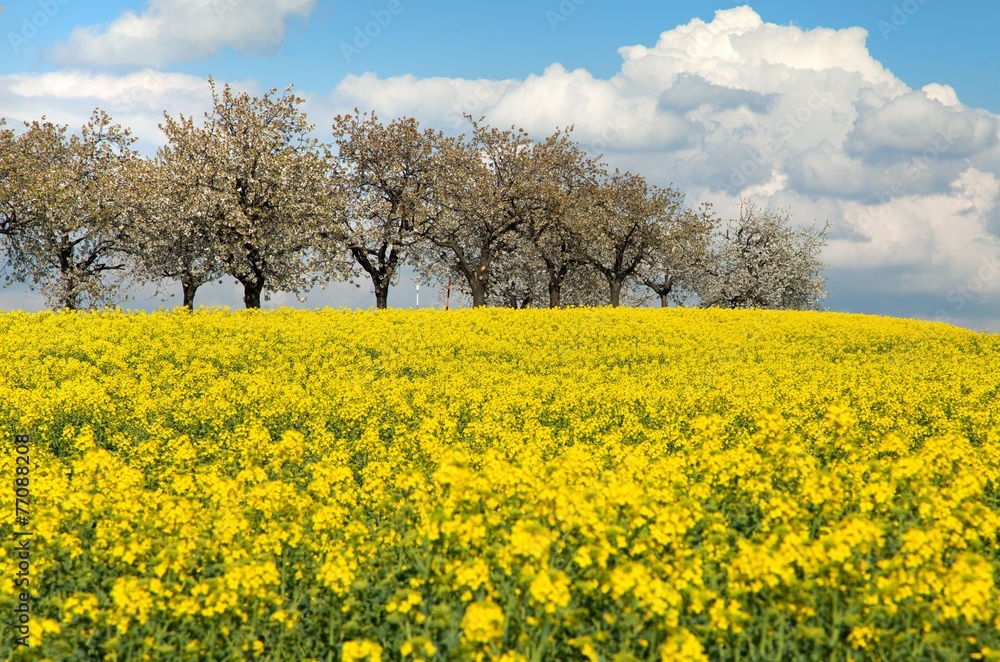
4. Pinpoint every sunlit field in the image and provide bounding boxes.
[2,308,999,661]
